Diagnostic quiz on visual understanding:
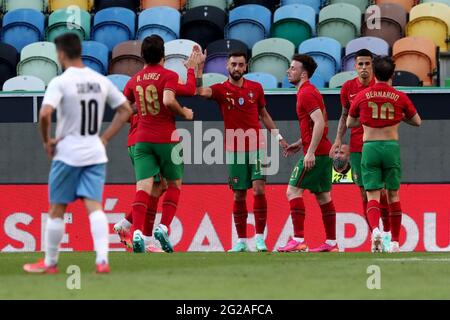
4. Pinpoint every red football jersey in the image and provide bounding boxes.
[340,77,375,153]
[296,81,331,156]
[210,79,266,151]
[126,68,196,147]
[349,83,417,128]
